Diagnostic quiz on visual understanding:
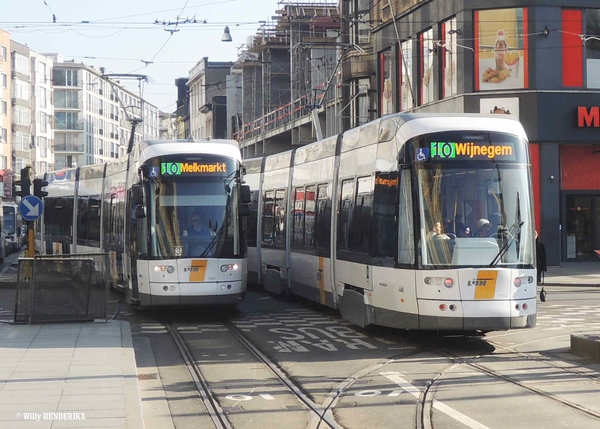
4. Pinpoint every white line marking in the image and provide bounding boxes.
[259,393,275,400]
[380,372,491,429]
